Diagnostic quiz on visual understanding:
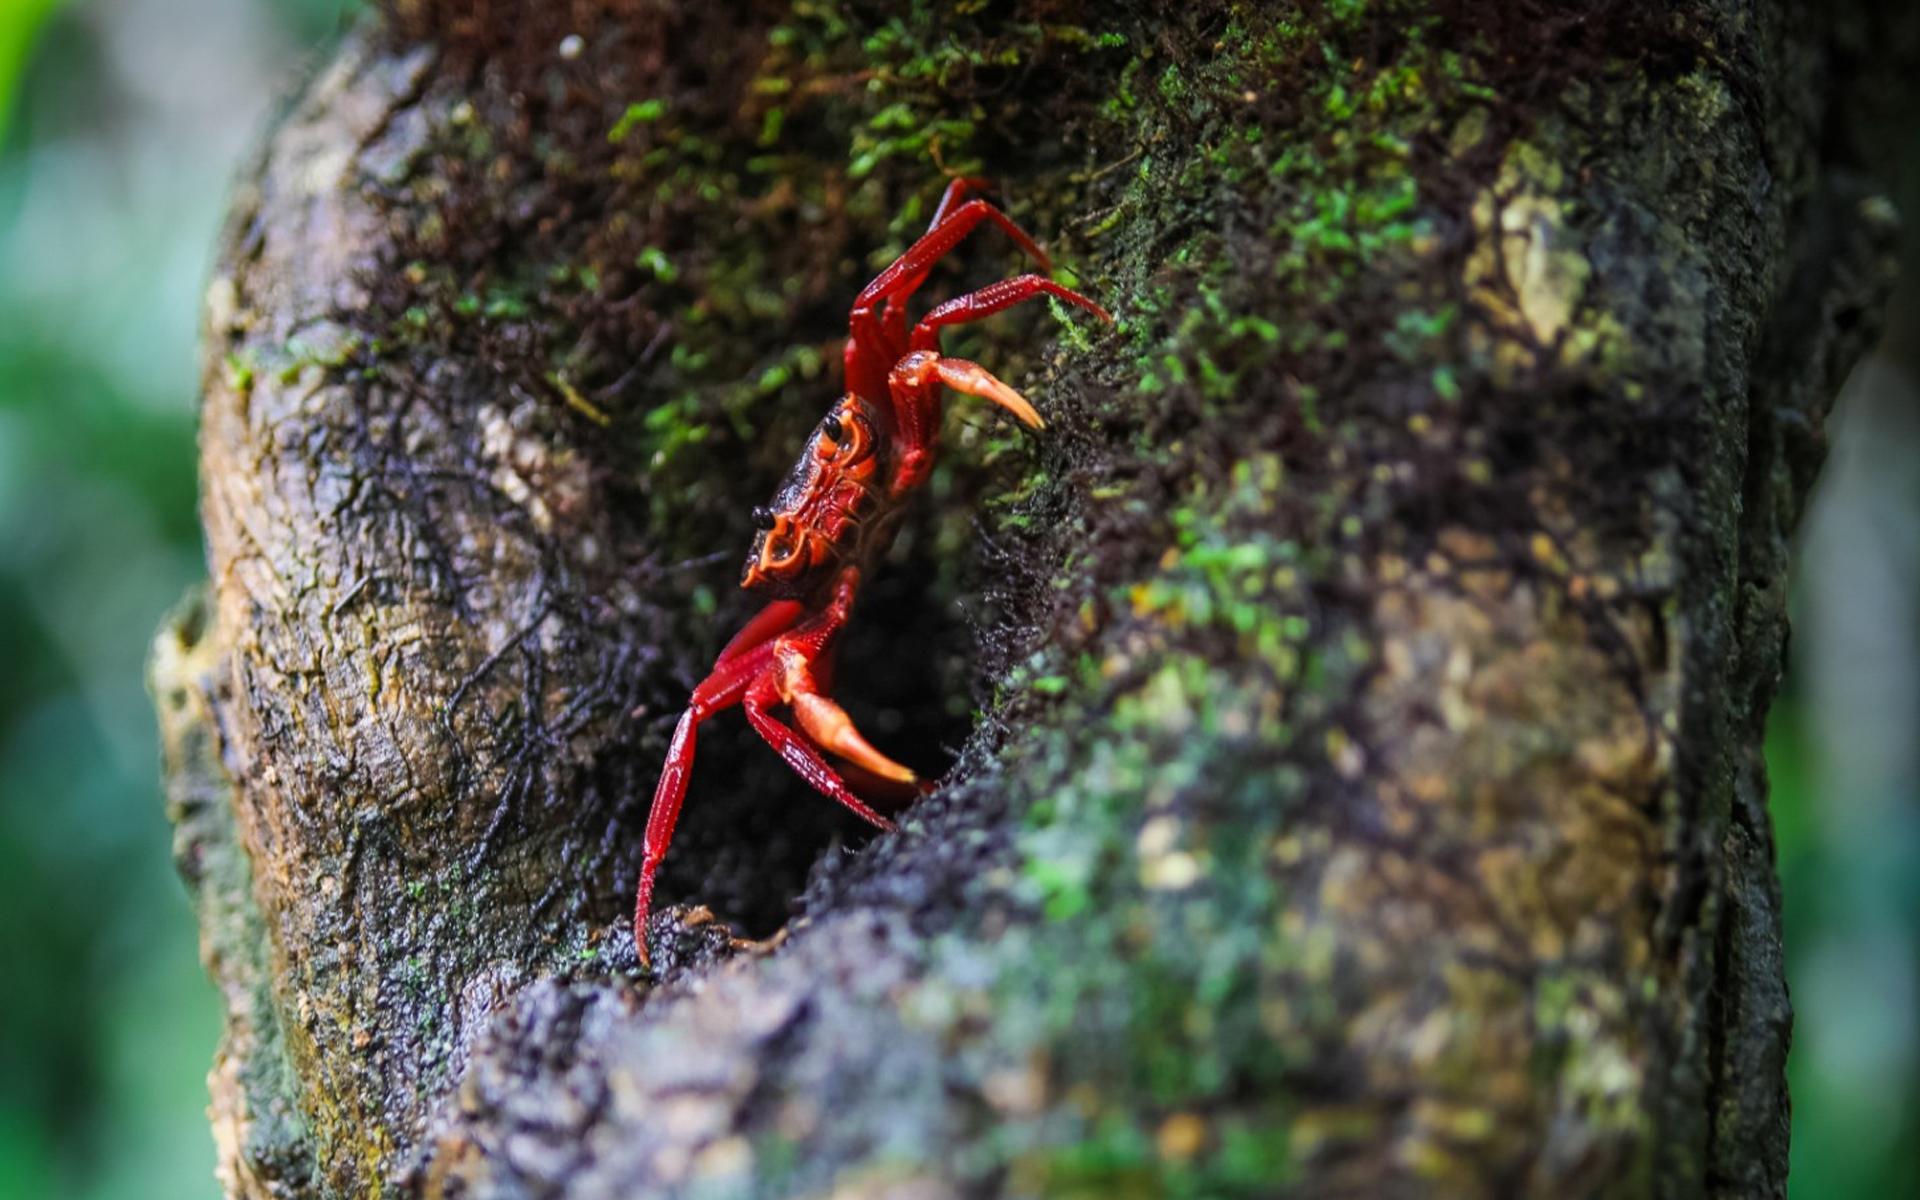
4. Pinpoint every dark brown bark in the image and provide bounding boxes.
[153,3,1902,1196]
